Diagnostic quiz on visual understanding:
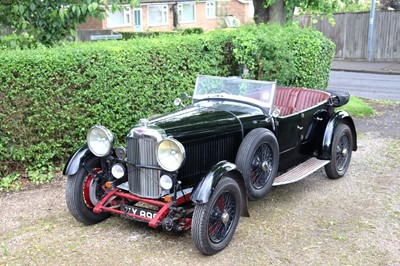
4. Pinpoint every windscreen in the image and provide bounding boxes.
[194,75,276,108]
